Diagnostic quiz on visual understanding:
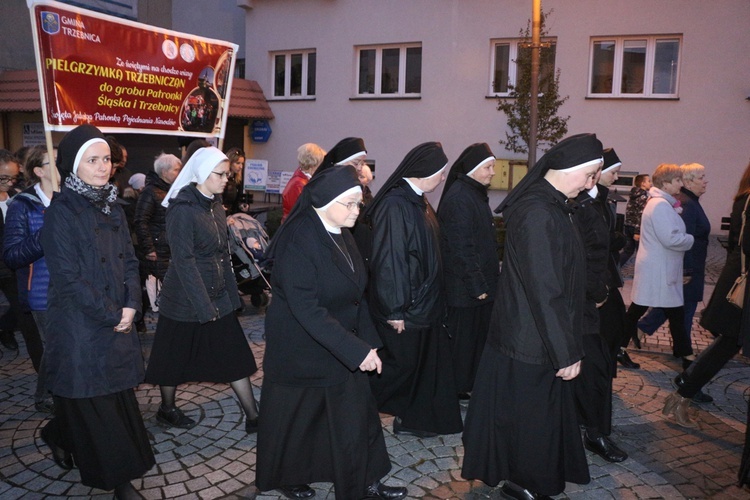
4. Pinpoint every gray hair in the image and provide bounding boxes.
[297,143,326,172]
[680,163,705,183]
[154,153,181,177]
